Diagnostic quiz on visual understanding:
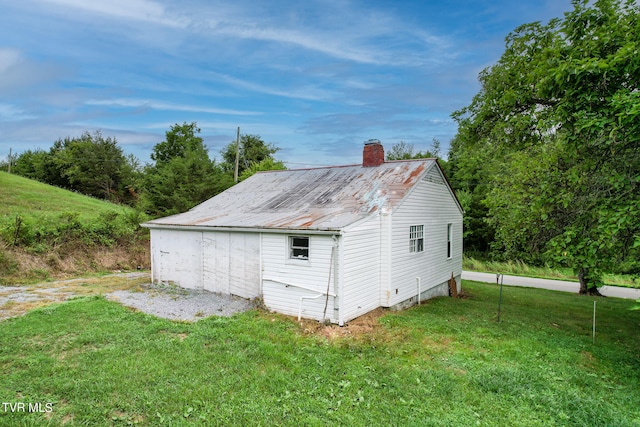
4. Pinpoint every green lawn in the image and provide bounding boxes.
[1,281,638,426]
